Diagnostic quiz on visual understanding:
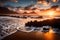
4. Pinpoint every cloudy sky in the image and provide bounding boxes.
[0,0,37,7]
[0,0,60,8]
